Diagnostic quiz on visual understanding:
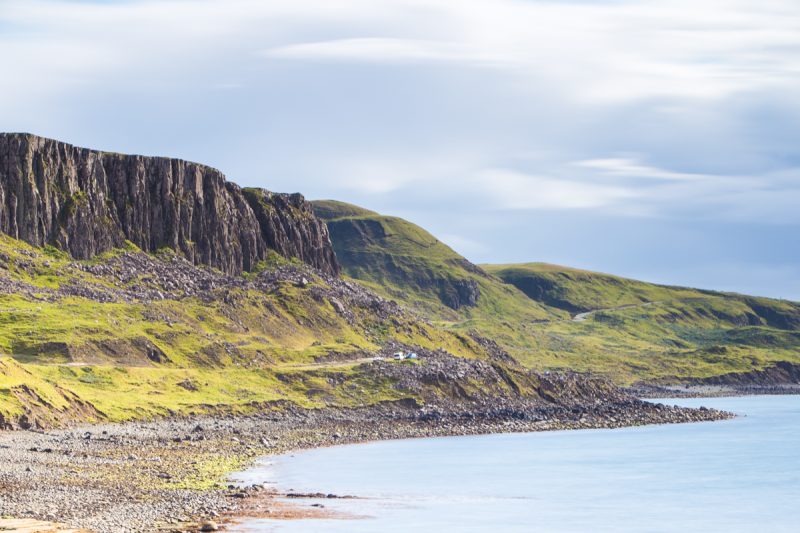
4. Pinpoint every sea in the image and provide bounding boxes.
[231,395,800,532]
